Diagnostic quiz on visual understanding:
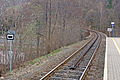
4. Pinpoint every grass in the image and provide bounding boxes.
[29,49,61,65]
[0,46,4,49]
[6,49,61,74]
